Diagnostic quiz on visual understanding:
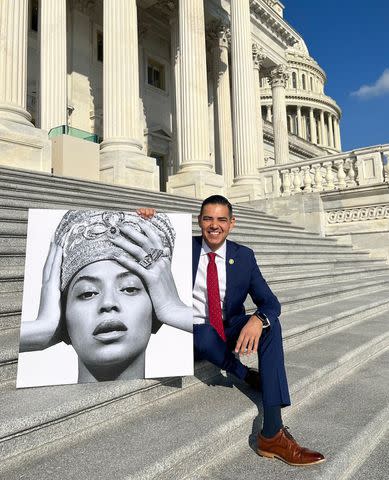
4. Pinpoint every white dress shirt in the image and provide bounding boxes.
[193,240,227,325]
